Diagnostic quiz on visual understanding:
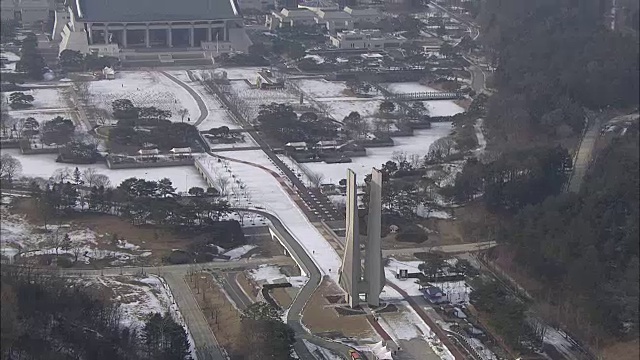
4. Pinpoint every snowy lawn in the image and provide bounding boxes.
[228,81,299,120]
[88,71,201,123]
[3,149,207,191]
[197,151,342,281]
[14,88,65,109]
[317,97,382,121]
[300,123,453,184]
[291,79,351,98]
[167,70,241,131]
[6,110,71,125]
